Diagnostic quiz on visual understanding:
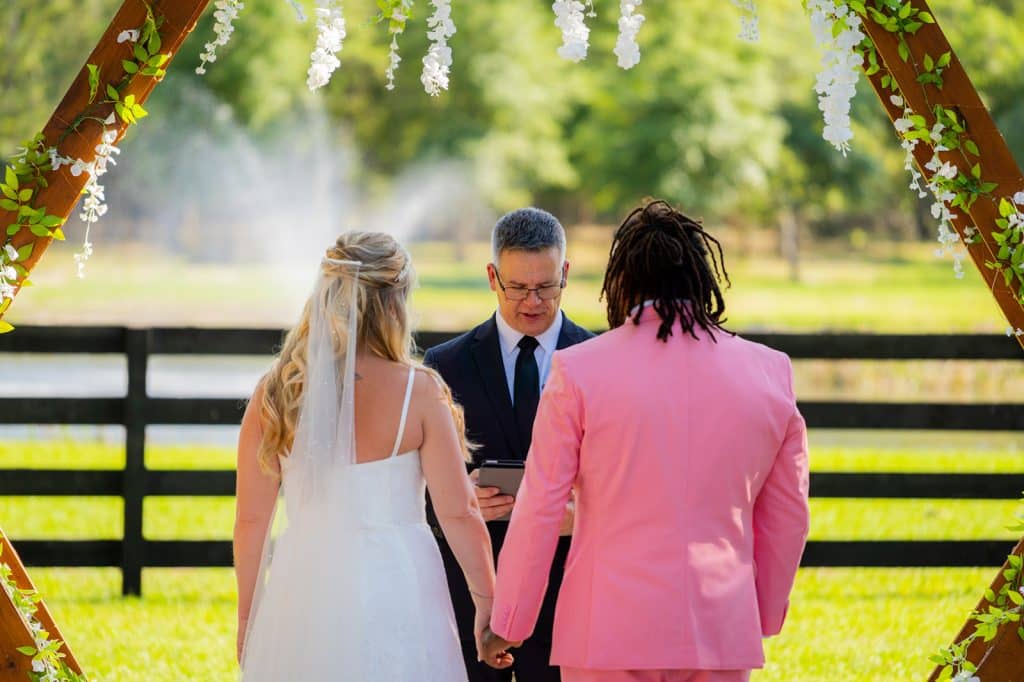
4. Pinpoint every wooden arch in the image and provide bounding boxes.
[0,0,1021,679]
[0,4,213,678]
[1,529,82,679]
